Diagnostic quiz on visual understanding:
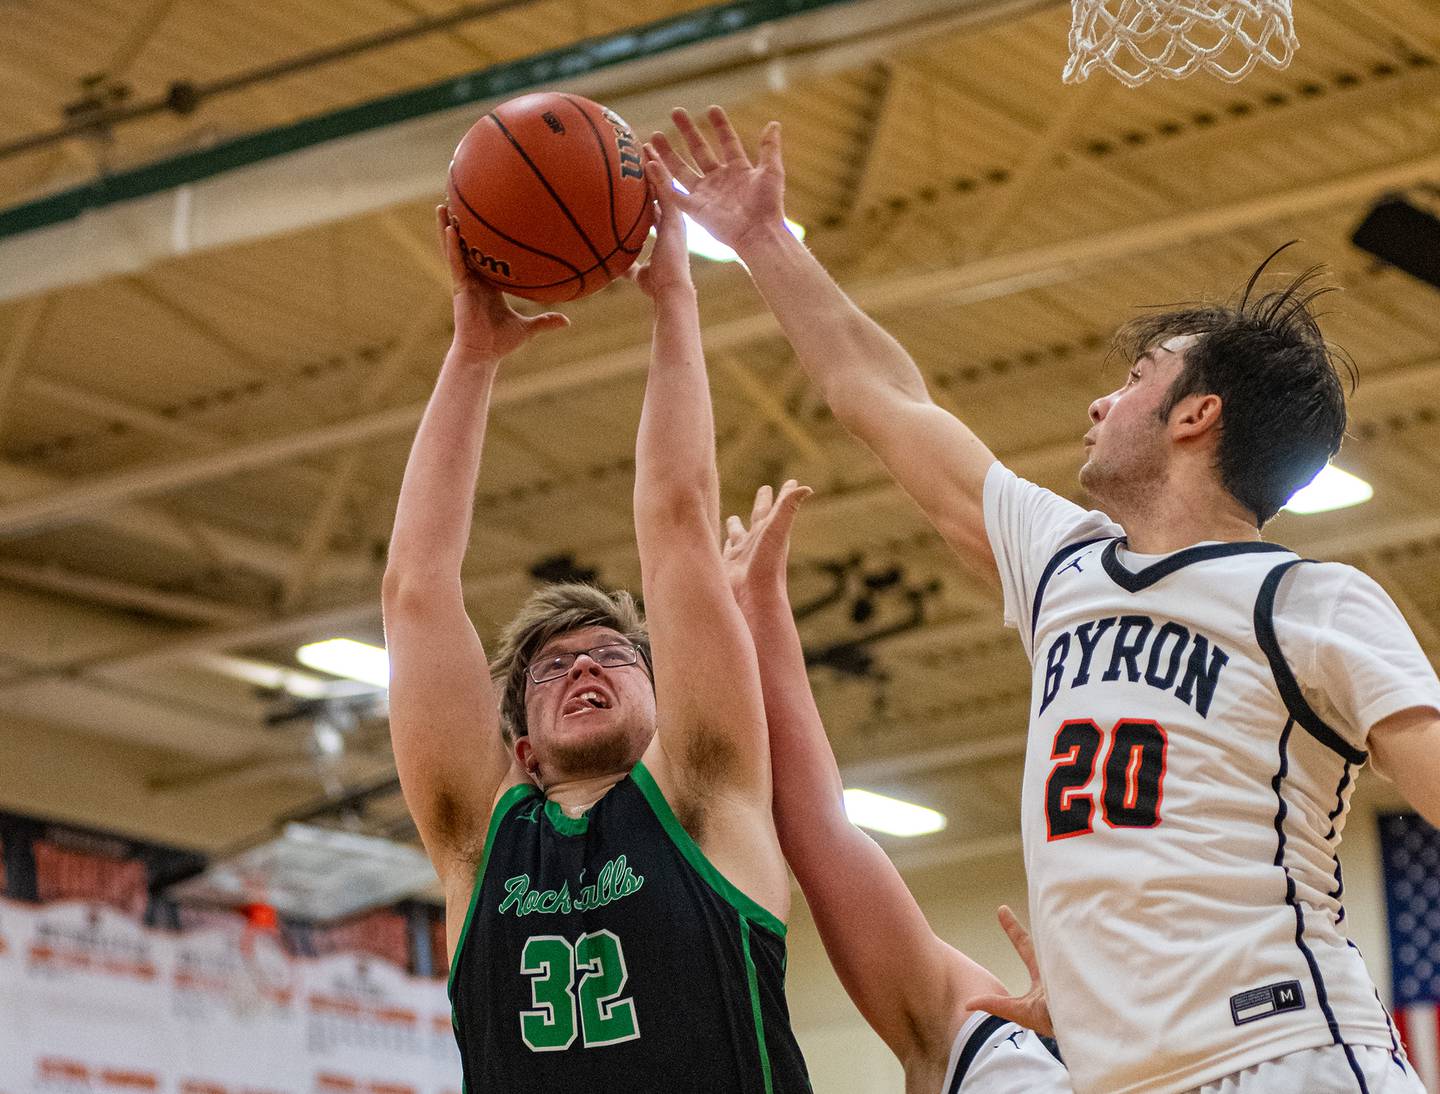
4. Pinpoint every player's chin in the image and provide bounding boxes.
[551,724,640,777]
